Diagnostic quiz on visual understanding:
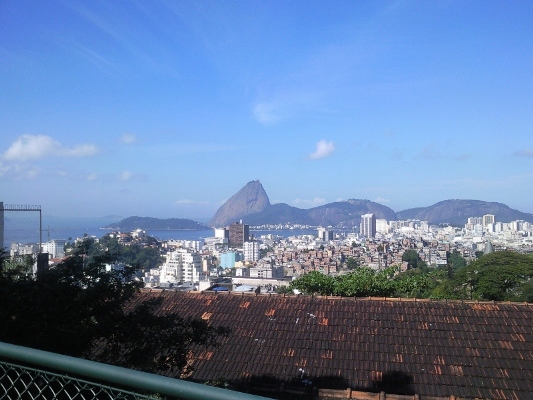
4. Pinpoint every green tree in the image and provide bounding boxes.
[393,269,434,298]
[275,285,293,295]
[345,257,359,270]
[432,251,533,302]
[333,267,395,297]
[290,271,335,295]
[447,250,467,269]
[0,248,229,374]
[467,252,533,301]
[402,249,425,269]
